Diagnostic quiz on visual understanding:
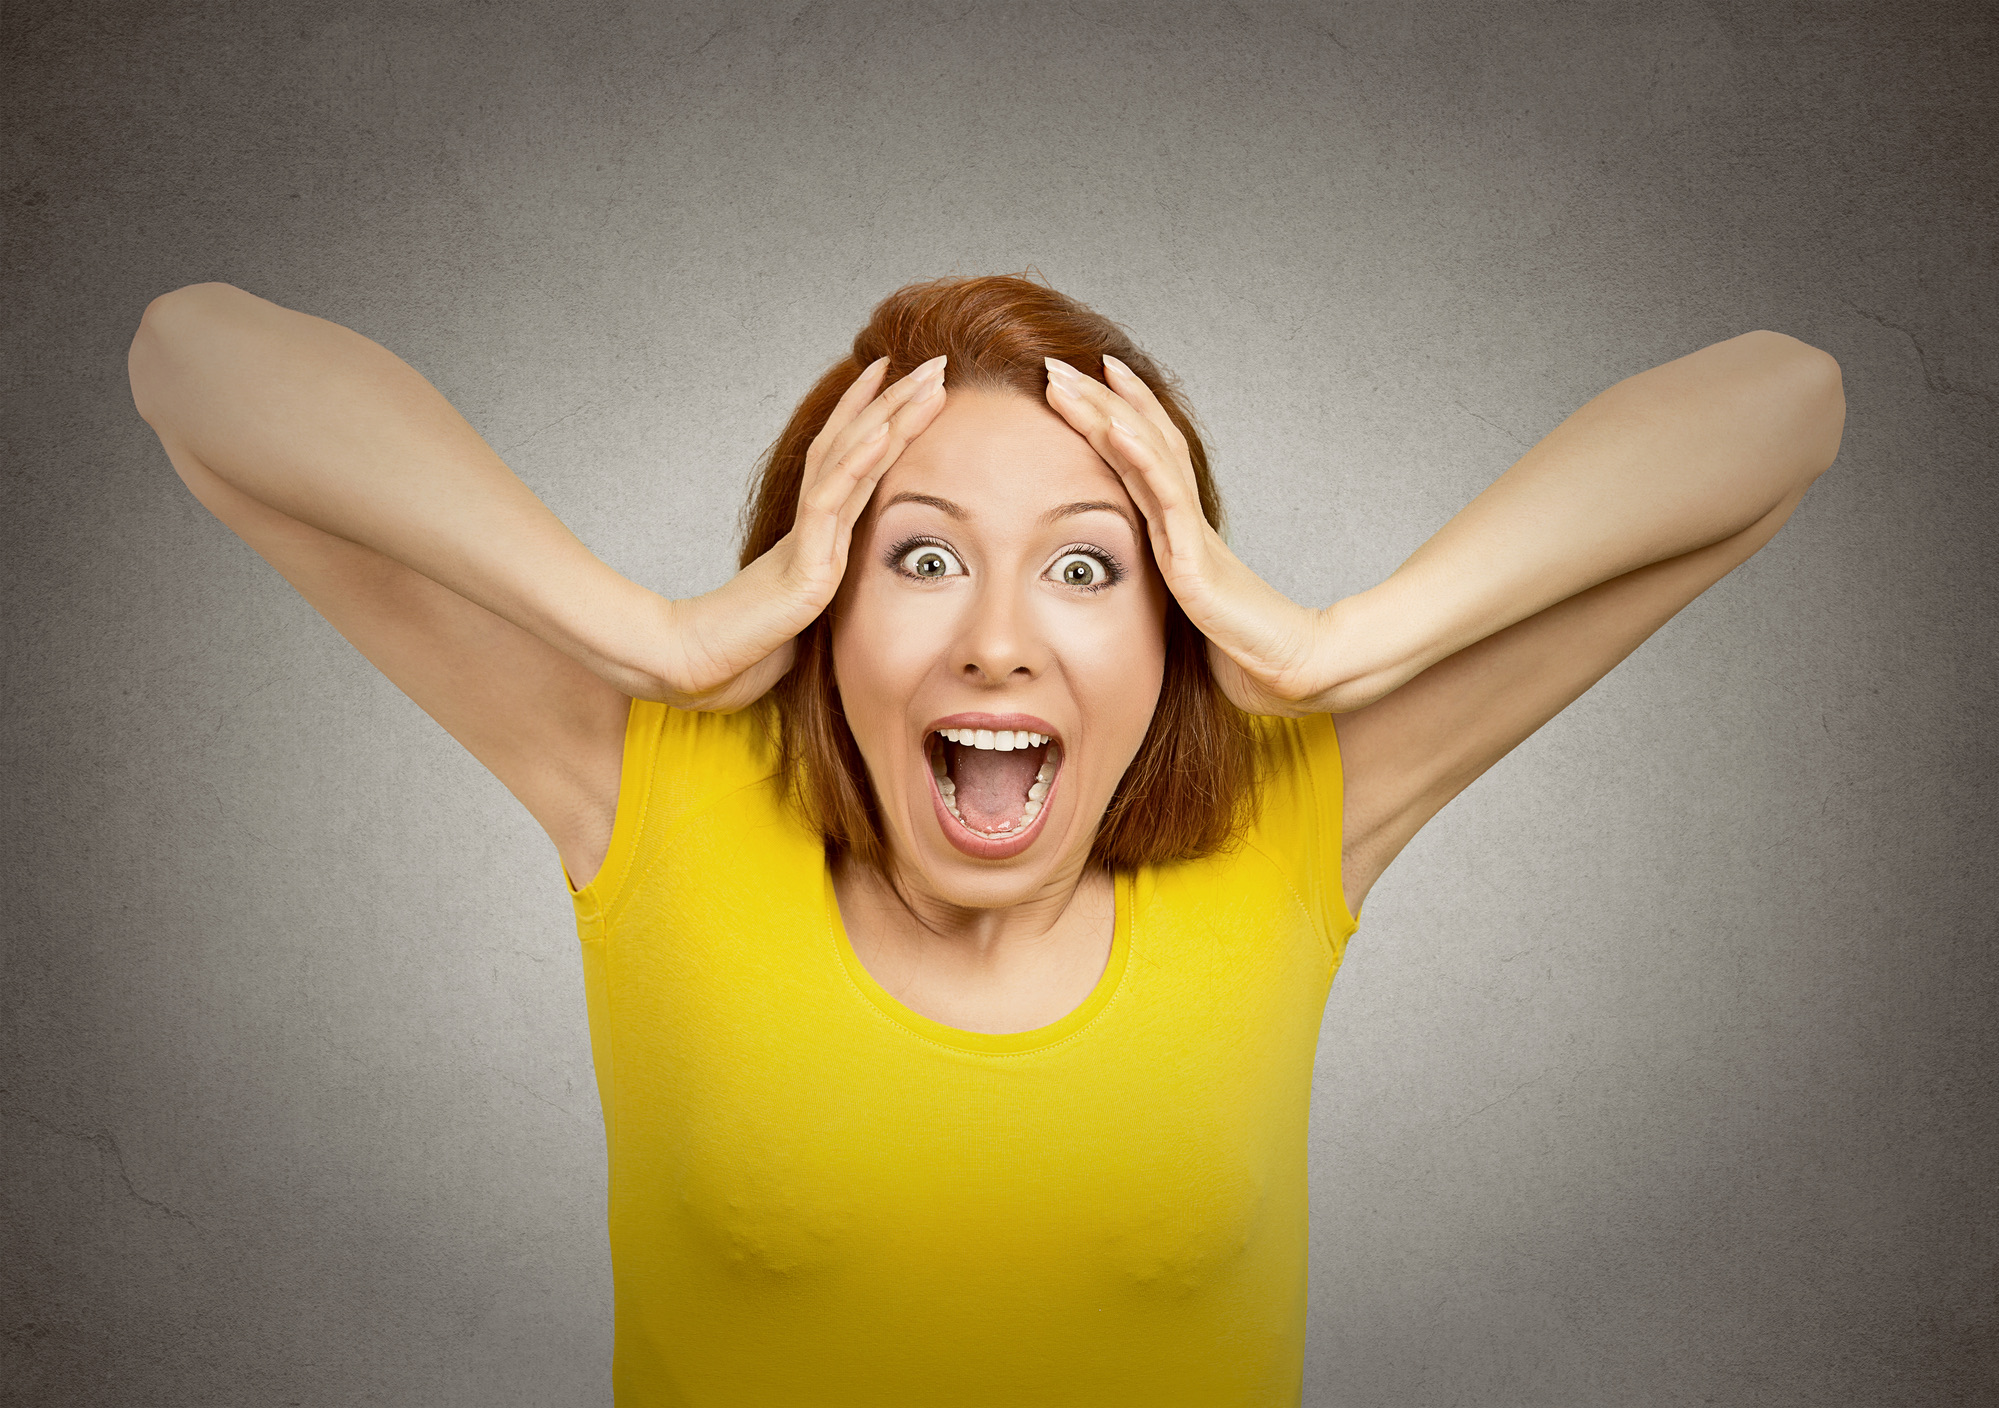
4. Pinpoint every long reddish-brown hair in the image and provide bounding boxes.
[740,274,1263,873]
